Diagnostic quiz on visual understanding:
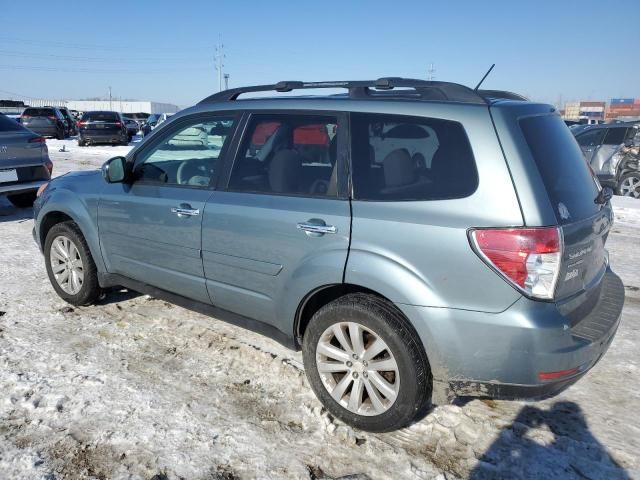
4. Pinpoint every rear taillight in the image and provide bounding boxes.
[78,121,87,127]
[48,116,57,121]
[21,115,30,121]
[470,227,562,300]
[44,160,53,176]
[29,136,46,143]
[114,121,122,128]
